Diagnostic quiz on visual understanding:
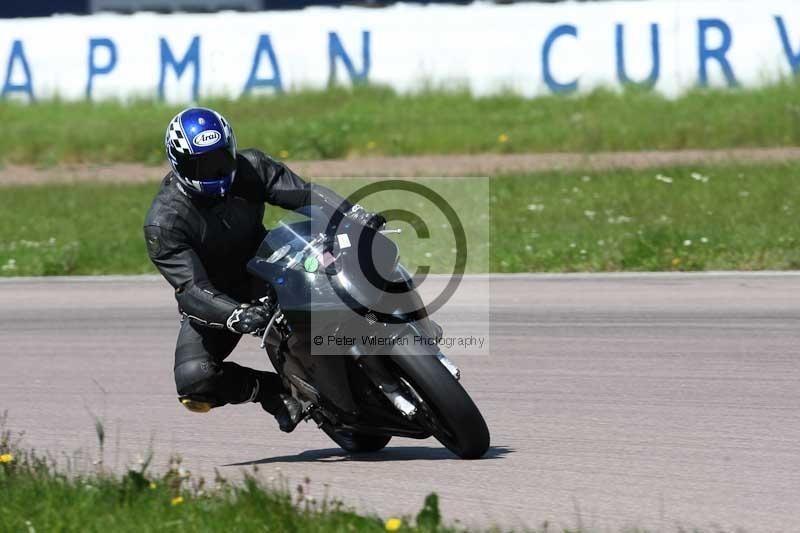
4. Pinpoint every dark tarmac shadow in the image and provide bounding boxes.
[225,445,513,466]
